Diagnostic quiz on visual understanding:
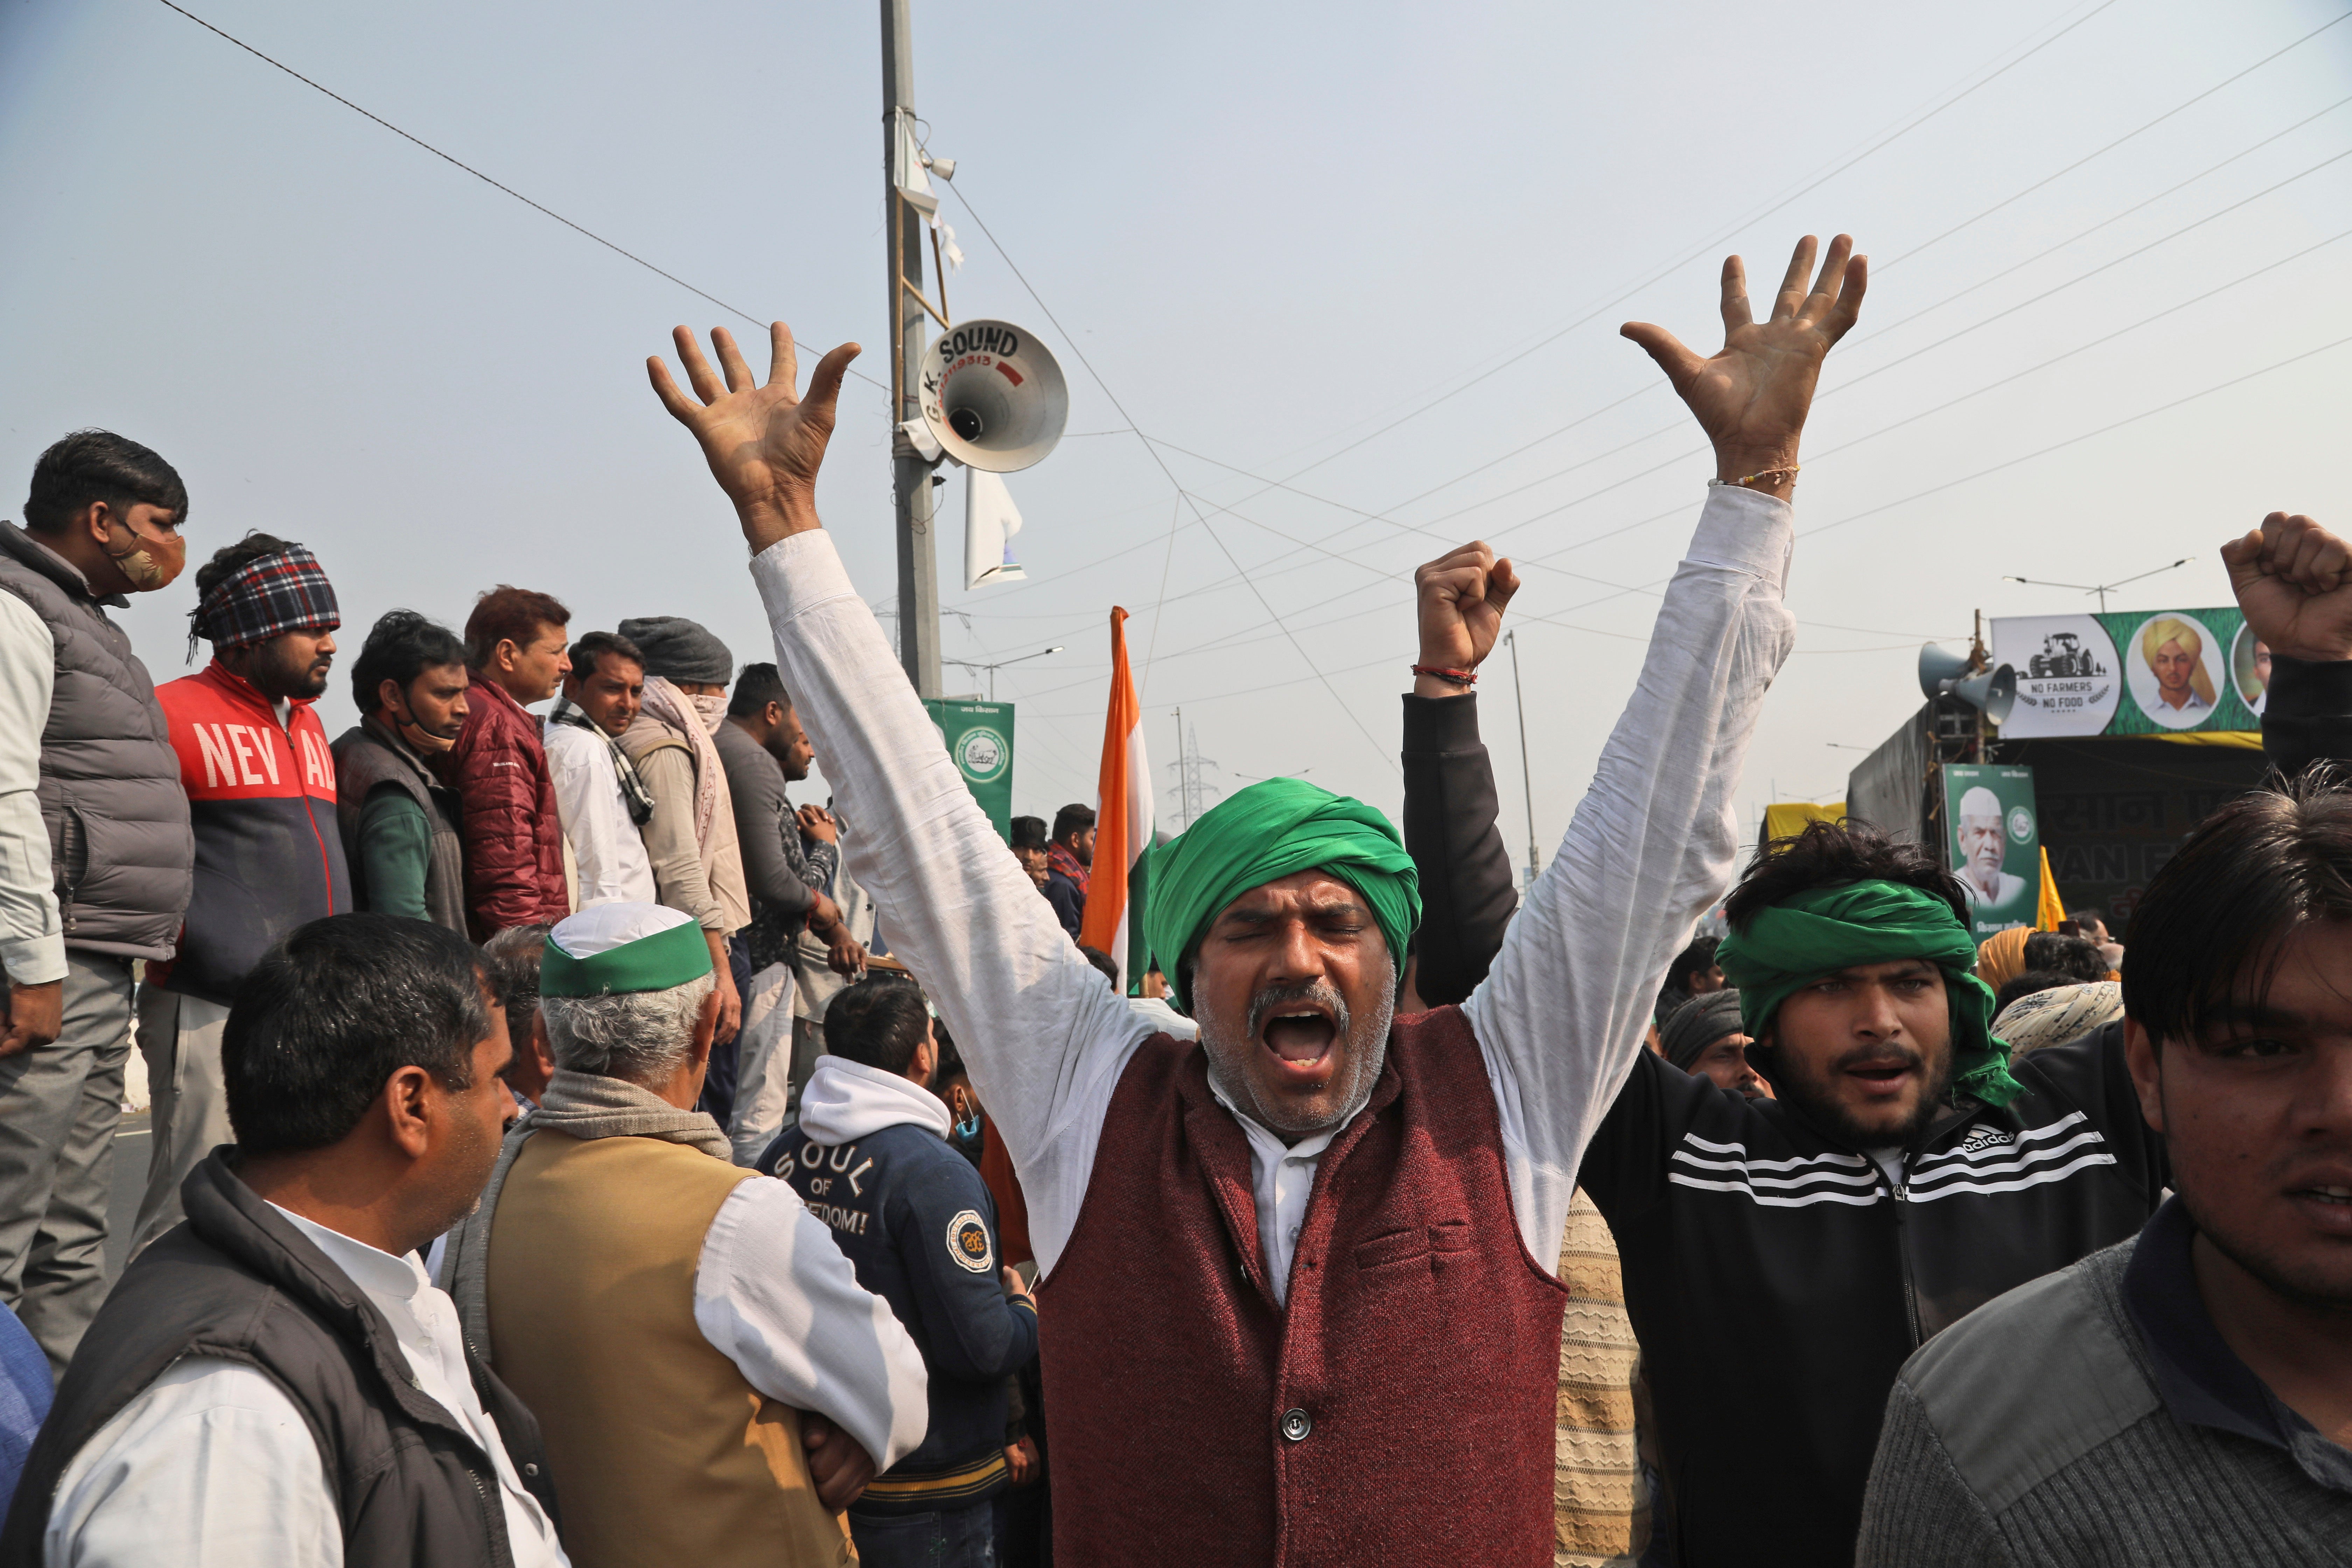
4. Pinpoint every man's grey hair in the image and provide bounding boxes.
[540,971,718,1084]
